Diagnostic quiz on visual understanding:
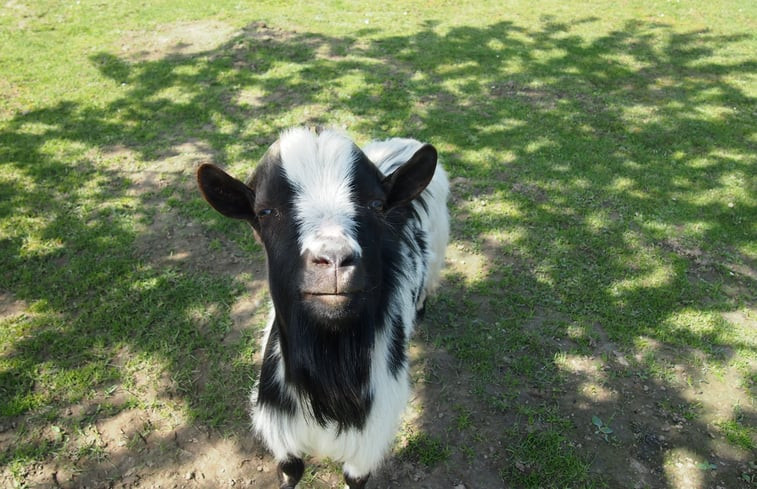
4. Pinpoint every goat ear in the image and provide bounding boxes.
[383,144,437,209]
[196,164,256,220]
